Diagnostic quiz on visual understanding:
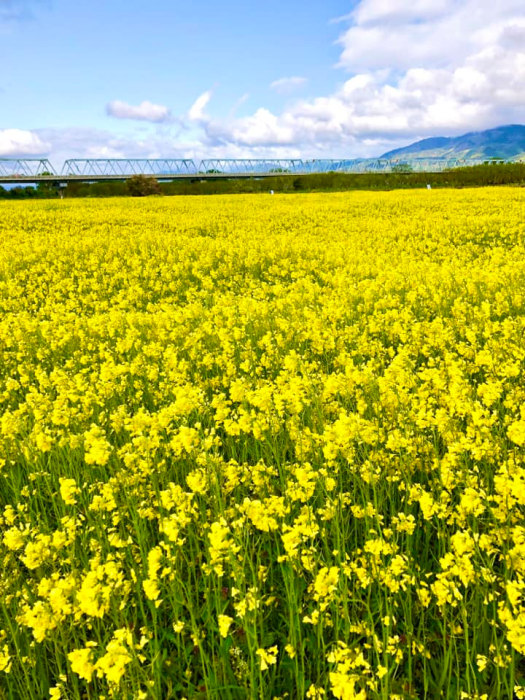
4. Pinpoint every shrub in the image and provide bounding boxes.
[126,175,162,197]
